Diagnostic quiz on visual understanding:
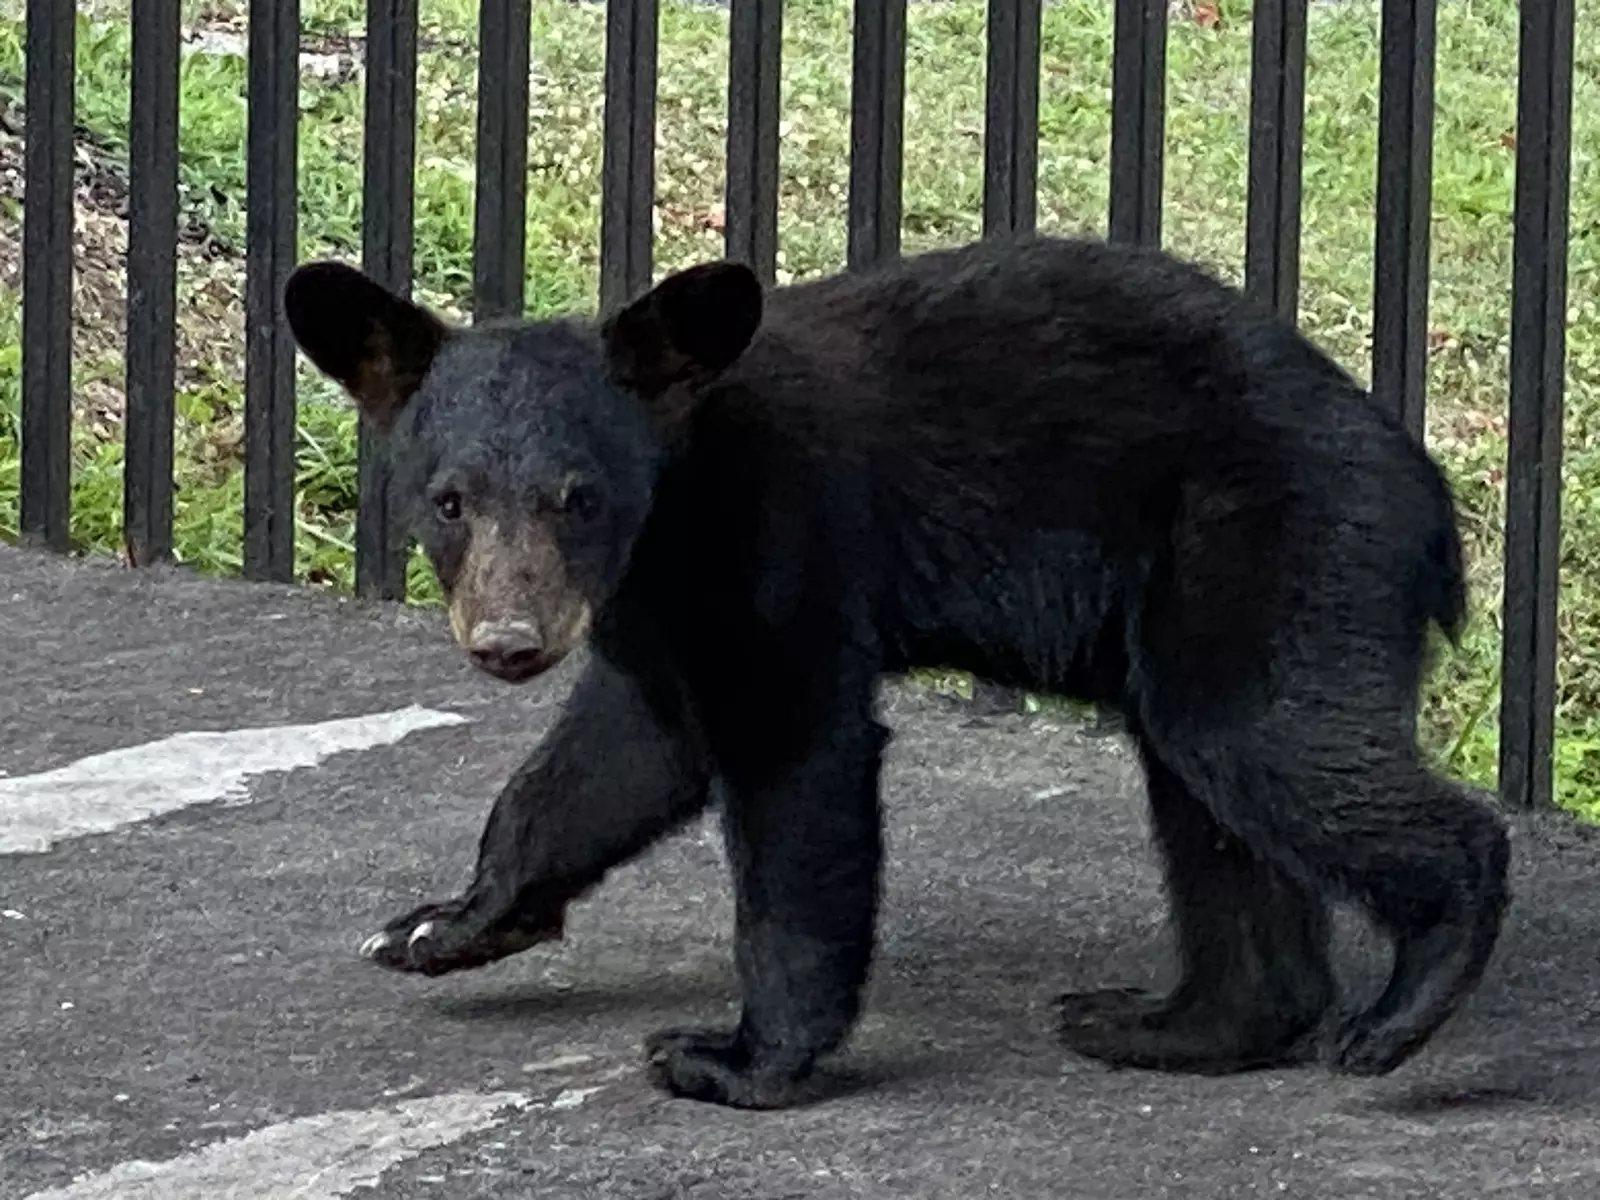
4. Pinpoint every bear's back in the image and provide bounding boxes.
[700,233,1389,540]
